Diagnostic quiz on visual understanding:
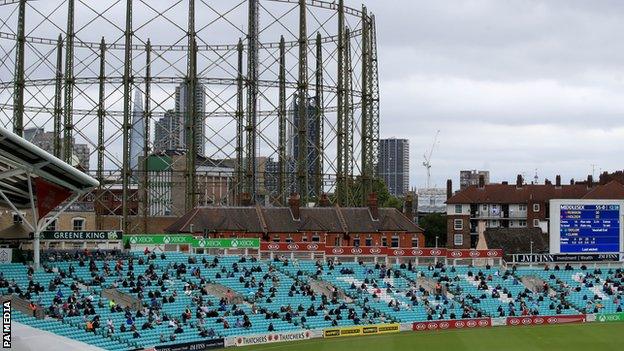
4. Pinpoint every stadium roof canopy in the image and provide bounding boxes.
[0,125,99,269]
[0,125,98,208]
